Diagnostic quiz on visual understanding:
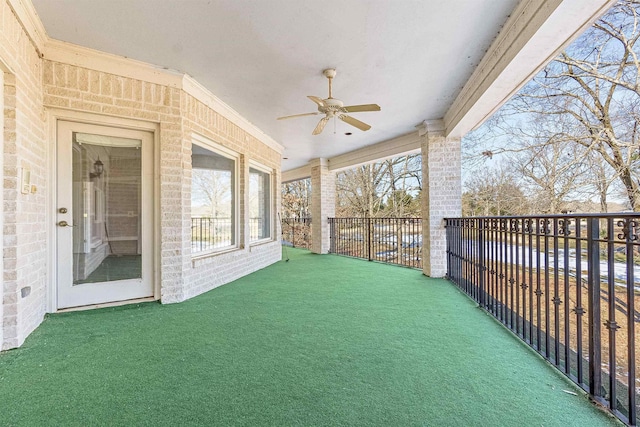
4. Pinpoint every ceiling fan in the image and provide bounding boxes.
[277,68,381,135]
